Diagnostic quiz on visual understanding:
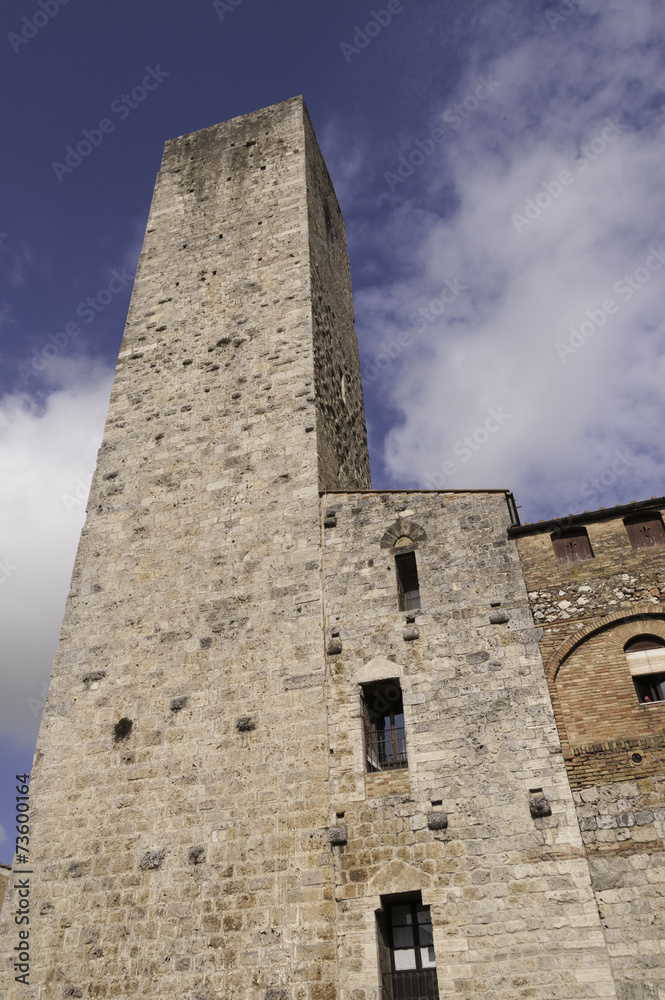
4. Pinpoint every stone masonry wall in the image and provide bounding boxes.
[515,511,665,1000]
[321,489,617,1000]
[573,776,665,1000]
[303,109,370,493]
[0,97,367,1000]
